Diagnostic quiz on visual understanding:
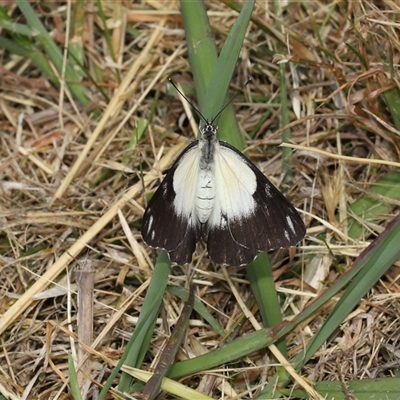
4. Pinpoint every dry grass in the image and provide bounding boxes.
[0,1,400,399]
